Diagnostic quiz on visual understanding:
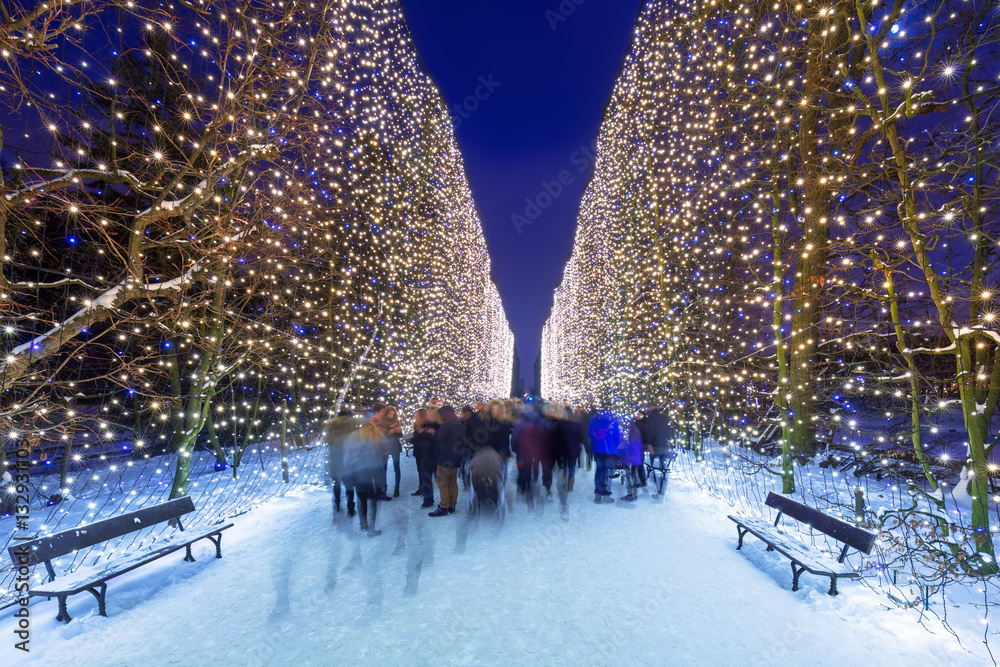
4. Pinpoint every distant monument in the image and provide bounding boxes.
[511,346,525,398]
[531,354,541,398]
